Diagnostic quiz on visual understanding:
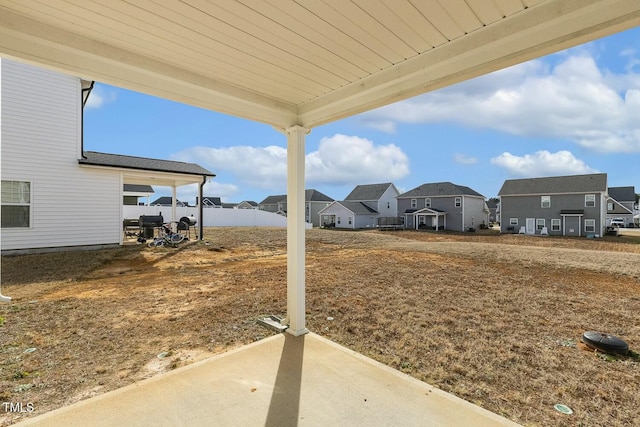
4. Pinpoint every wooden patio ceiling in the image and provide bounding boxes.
[0,0,638,129]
